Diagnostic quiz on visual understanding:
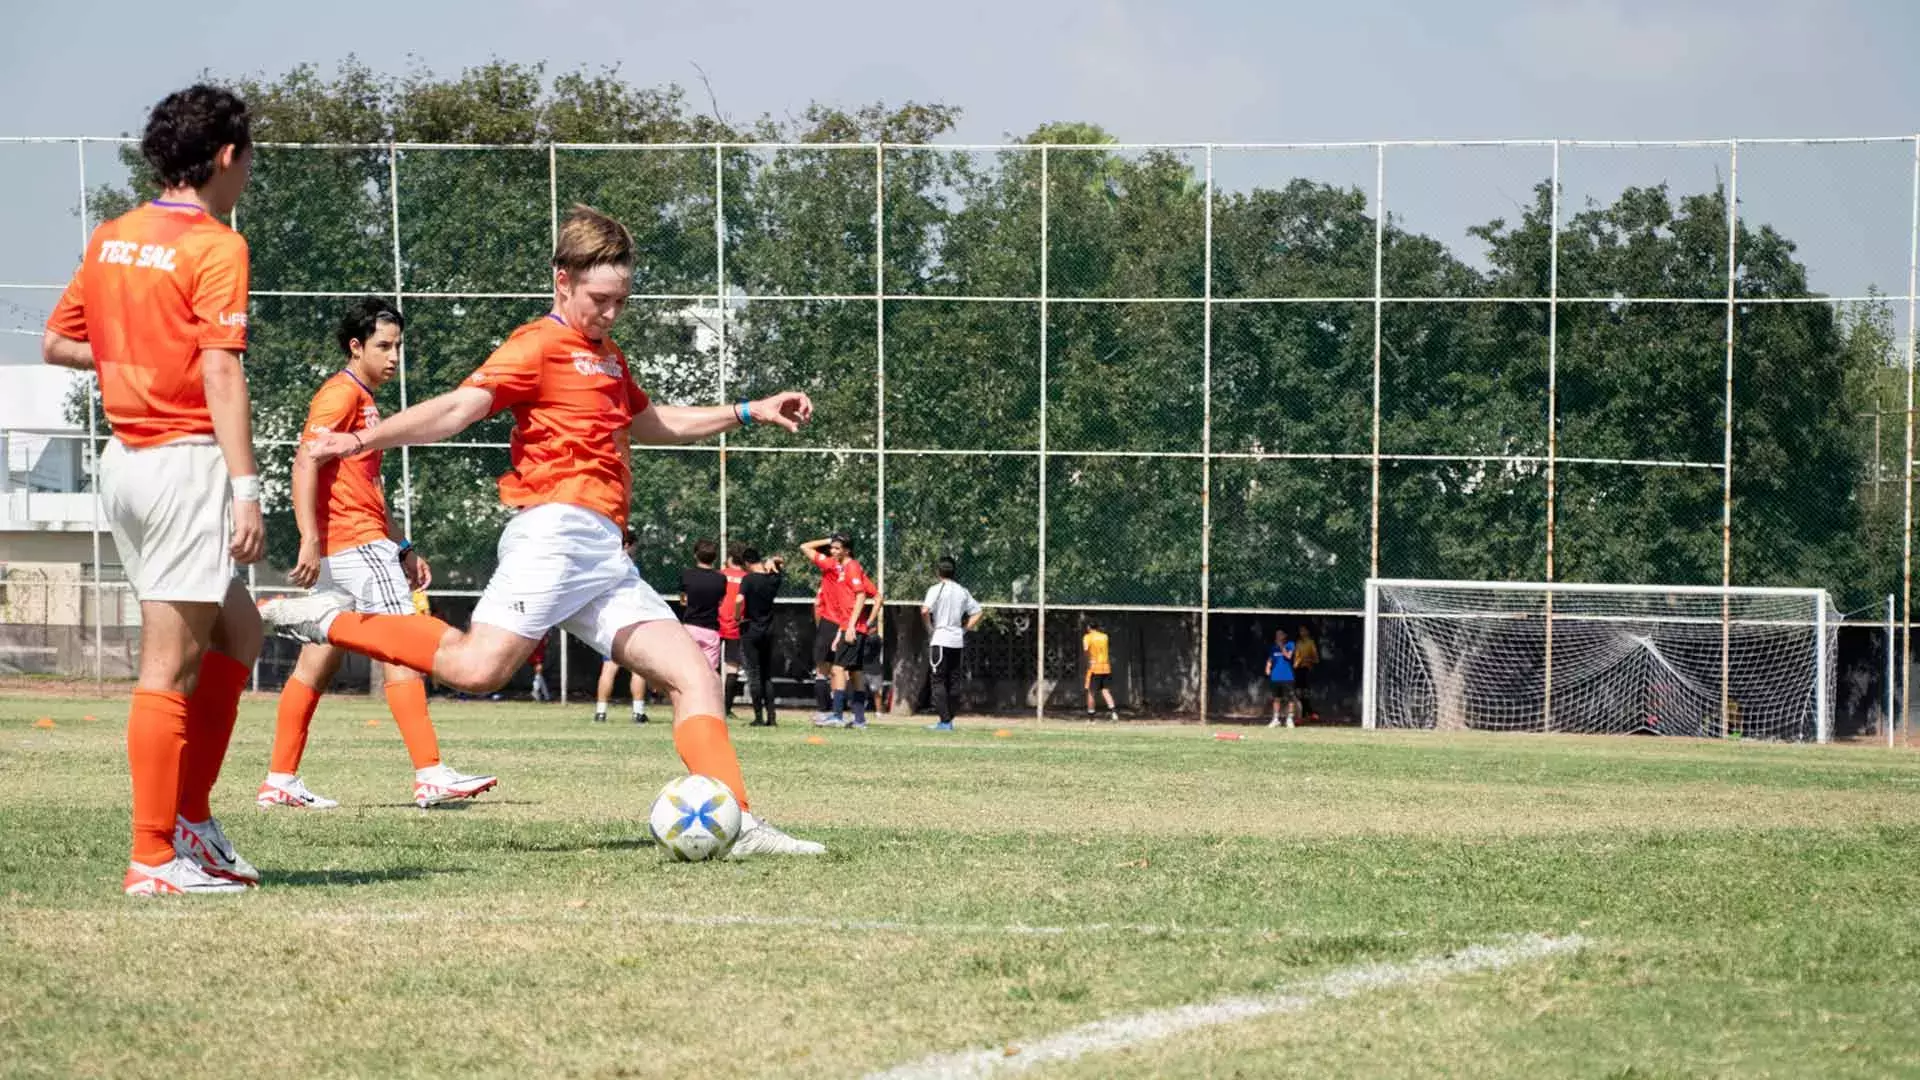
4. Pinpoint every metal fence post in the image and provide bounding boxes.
[1036,144,1050,723]
[1199,144,1213,723]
